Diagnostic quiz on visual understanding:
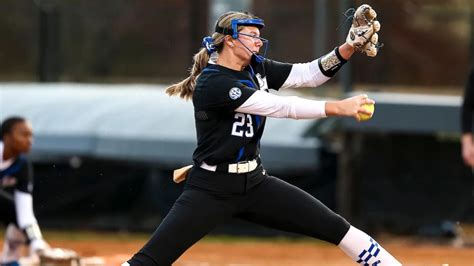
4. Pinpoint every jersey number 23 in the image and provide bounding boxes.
[231,113,254,137]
